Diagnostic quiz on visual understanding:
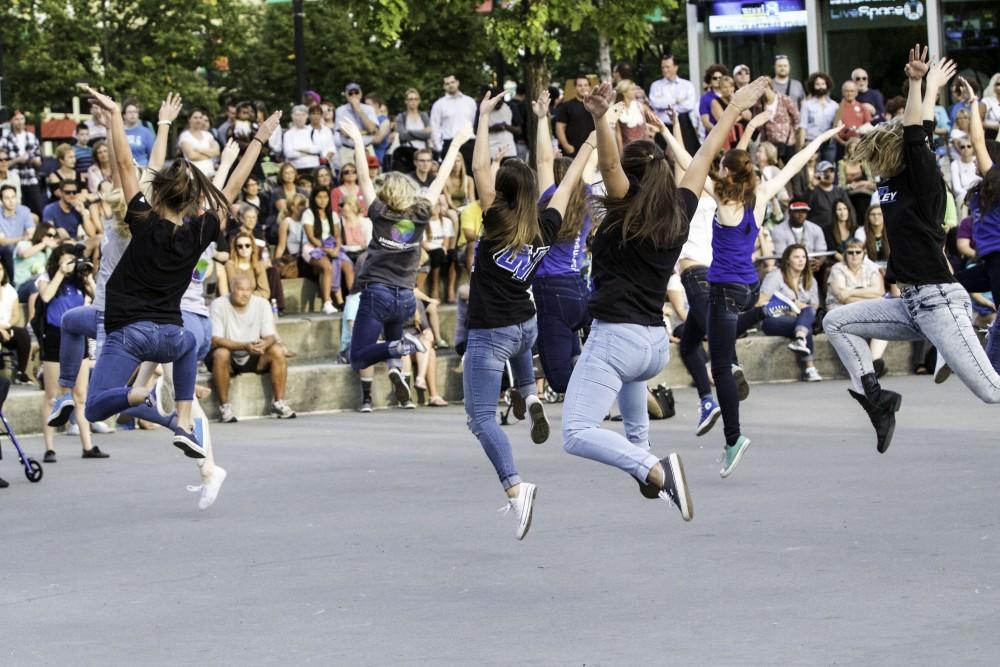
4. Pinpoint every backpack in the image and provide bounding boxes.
[648,384,675,420]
